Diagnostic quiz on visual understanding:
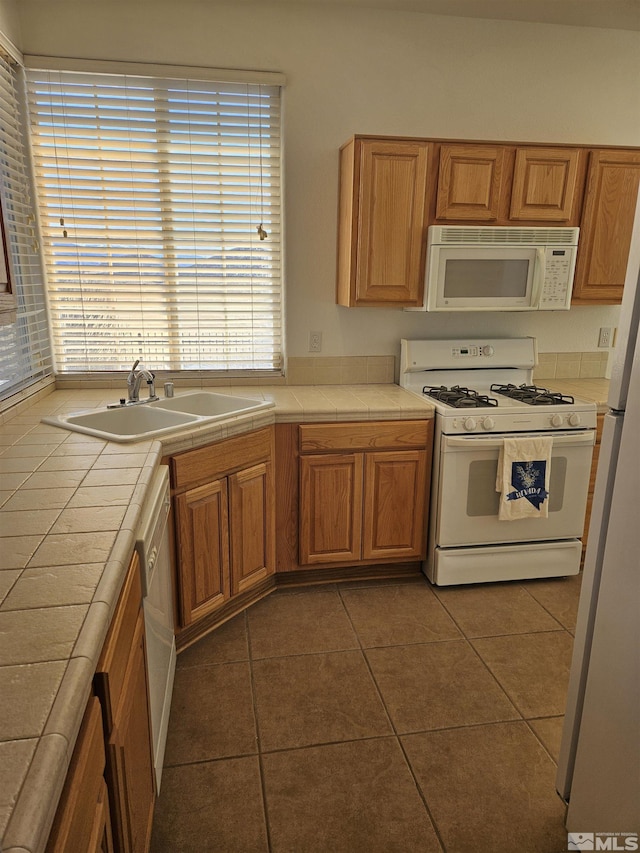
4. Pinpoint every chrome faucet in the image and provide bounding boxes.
[126,359,159,404]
